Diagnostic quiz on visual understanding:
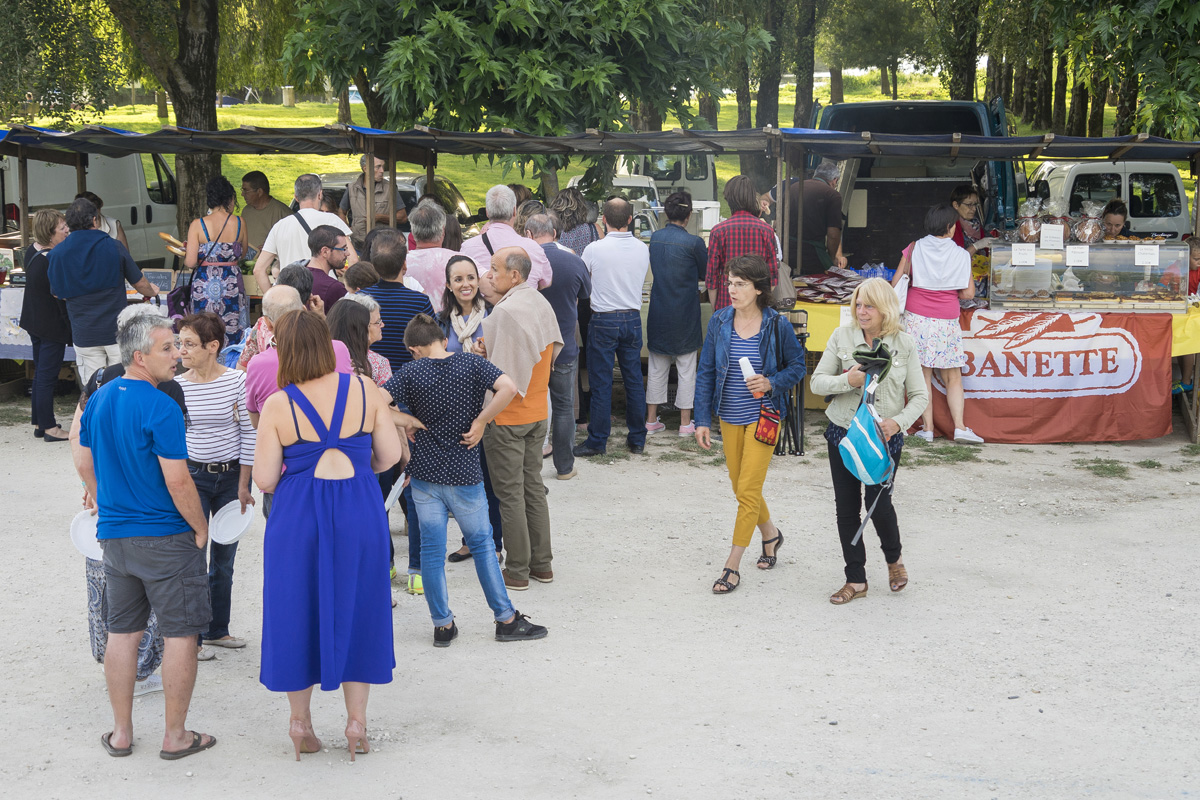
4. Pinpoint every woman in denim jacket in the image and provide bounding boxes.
[695,254,806,593]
